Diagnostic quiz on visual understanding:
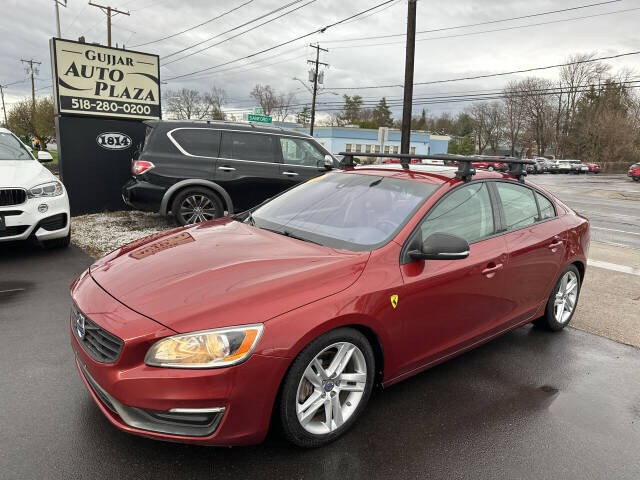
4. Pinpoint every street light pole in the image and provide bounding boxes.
[54,0,67,37]
[400,0,417,154]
